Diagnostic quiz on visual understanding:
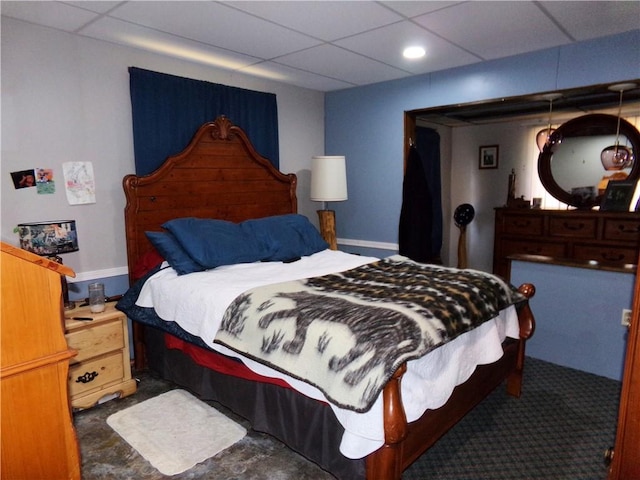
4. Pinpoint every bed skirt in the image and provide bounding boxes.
[143,325,366,479]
